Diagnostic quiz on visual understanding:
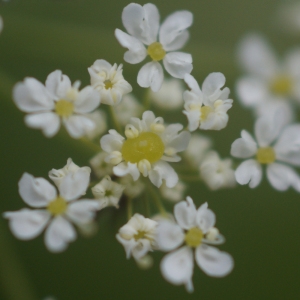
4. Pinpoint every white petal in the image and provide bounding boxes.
[274,124,300,166]
[64,115,95,139]
[25,112,60,138]
[59,170,90,201]
[73,86,100,114]
[195,244,234,277]
[121,3,159,45]
[163,52,193,79]
[44,216,76,253]
[160,247,194,293]
[266,163,300,192]
[235,159,262,188]
[196,202,216,234]
[174,196,197,230]
[100,130,124,153]
[284,48,300,78]
[230,130,257,158]
[202,72,225,97]
[45,70,71,99]
[184,74,202,96]
[113,162,140,181]
[115,29,147,64]
[3,209,50,240]
[156,220,185,251]
[183,109,200,132]
[137,62,164,92]
[13,79,54,113]
[149,161,178,188]
[66,200,100,224]
[19,173,57,207]
[159,11,193,51]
